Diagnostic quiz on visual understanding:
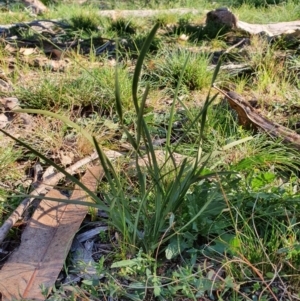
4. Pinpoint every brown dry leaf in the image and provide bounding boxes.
[0,79,13,92]
[48,49,64,60]
[0,97,20,110]
[0,114,9,129]
[59,150,75,166]
[0,165,104,301]
[4,44,17,53]
[0,97,34,134]
[30,57,70,72]
[179,34,189,41]
[19,47,37,56]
